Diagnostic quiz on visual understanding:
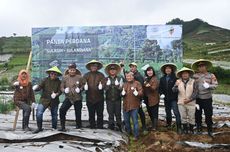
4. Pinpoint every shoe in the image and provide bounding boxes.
[33,128,43,134]
[58,128,66,132]
[76,125,82,129]
[23,127,32,132]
